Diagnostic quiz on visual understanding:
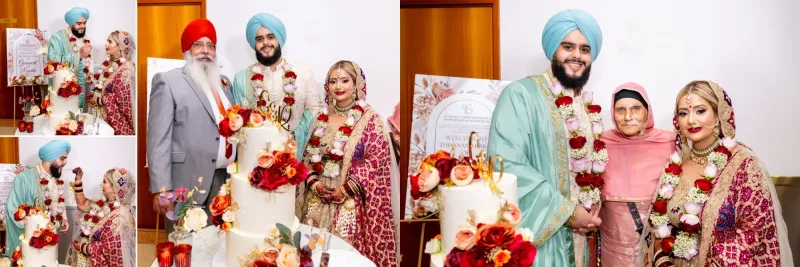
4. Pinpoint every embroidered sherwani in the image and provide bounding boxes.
[47,28,88,109]
[487,69,592,267]
[232,59,322,131]
[4,164,61,257]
